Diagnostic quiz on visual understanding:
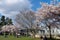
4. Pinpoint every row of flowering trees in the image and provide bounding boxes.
[15,0,60,38]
